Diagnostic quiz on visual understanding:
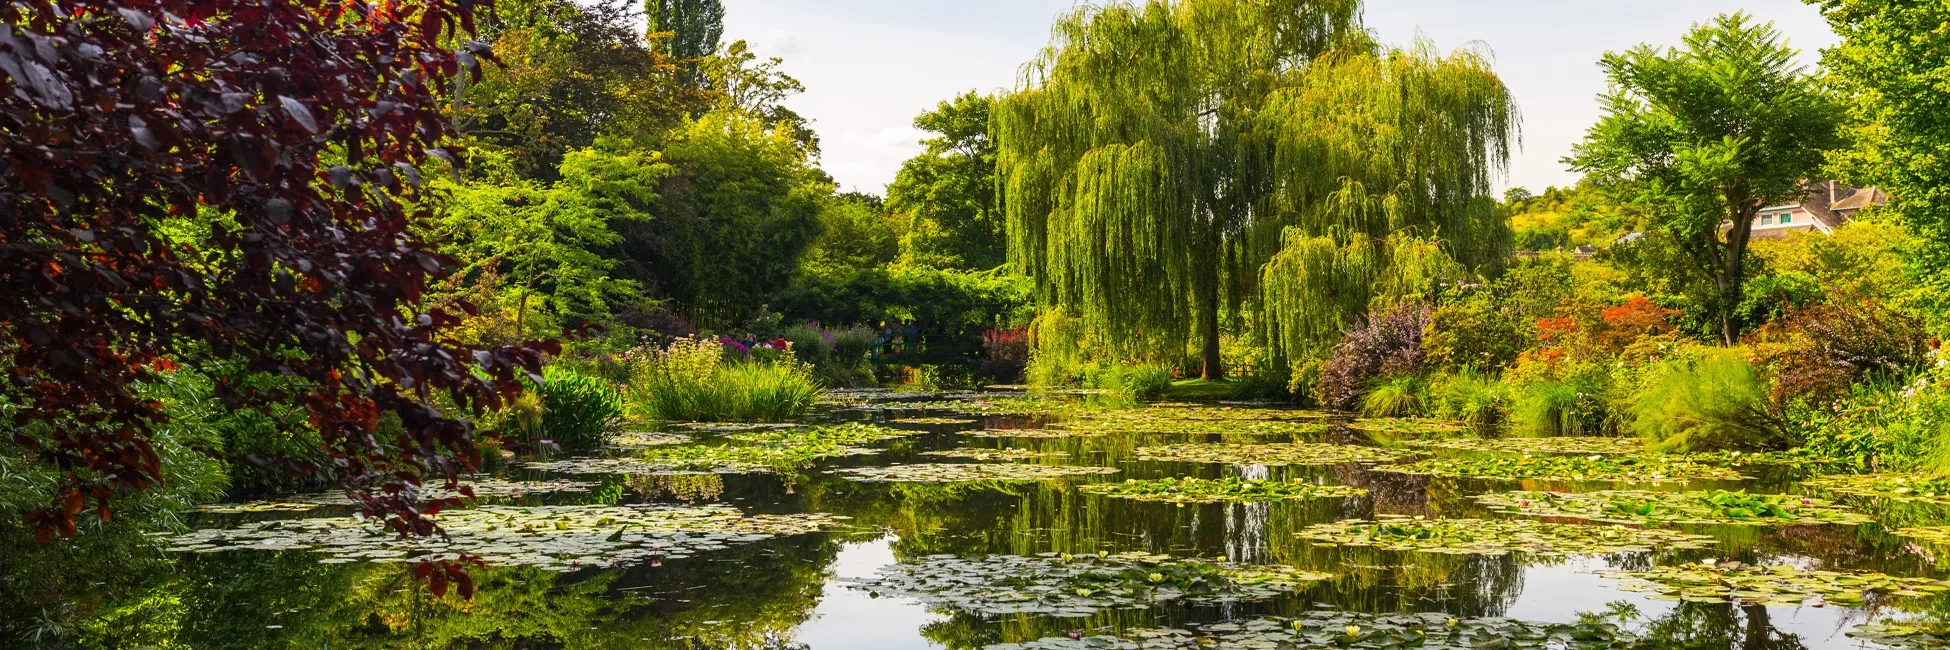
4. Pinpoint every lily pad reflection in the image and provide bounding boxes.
[1080,477,1366,504]
[830,463,1118,483]
[1476,490,1871,526]
[1295,515,1714,556]
[1135,443,1415,466]
[1604,561,1950,606]
[163,504,845,571]
[988,612,1649,650]
[849,552,1329,617]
